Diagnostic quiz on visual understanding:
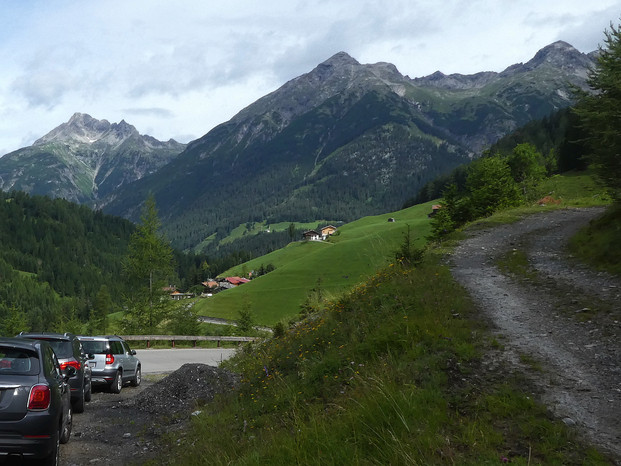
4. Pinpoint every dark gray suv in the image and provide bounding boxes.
[0,337,74,464]
[78,335,141,393]
[17,332,92,413]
